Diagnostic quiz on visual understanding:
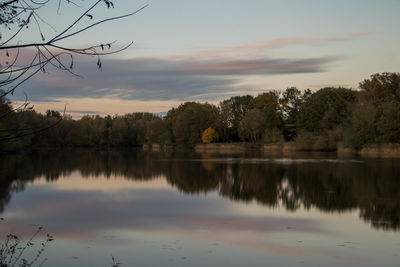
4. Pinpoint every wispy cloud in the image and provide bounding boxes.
[61,110,100,115]
[189,32,372,58]
[18,54,337,102]
[11,33,369,102]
